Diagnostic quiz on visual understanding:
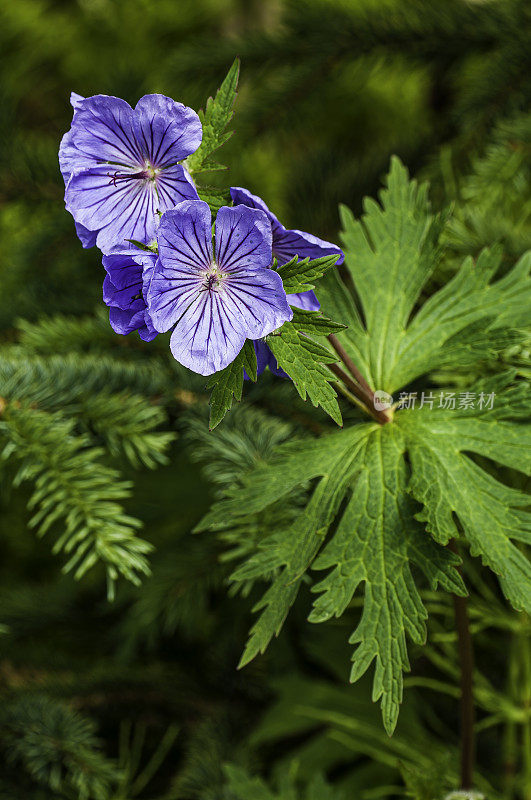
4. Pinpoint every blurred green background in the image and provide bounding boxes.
[0,0,530,798]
